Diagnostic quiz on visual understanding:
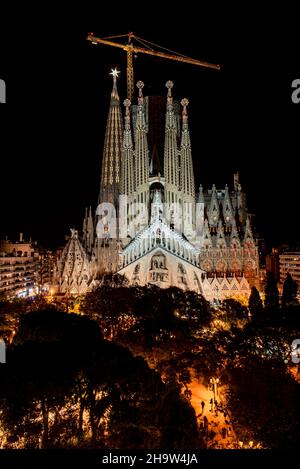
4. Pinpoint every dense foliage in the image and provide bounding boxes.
[0,278,299,449]
[0,309,199,449]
